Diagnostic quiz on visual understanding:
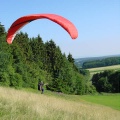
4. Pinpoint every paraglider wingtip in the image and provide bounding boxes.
[72,35,78,40]
[7,40,12,44]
